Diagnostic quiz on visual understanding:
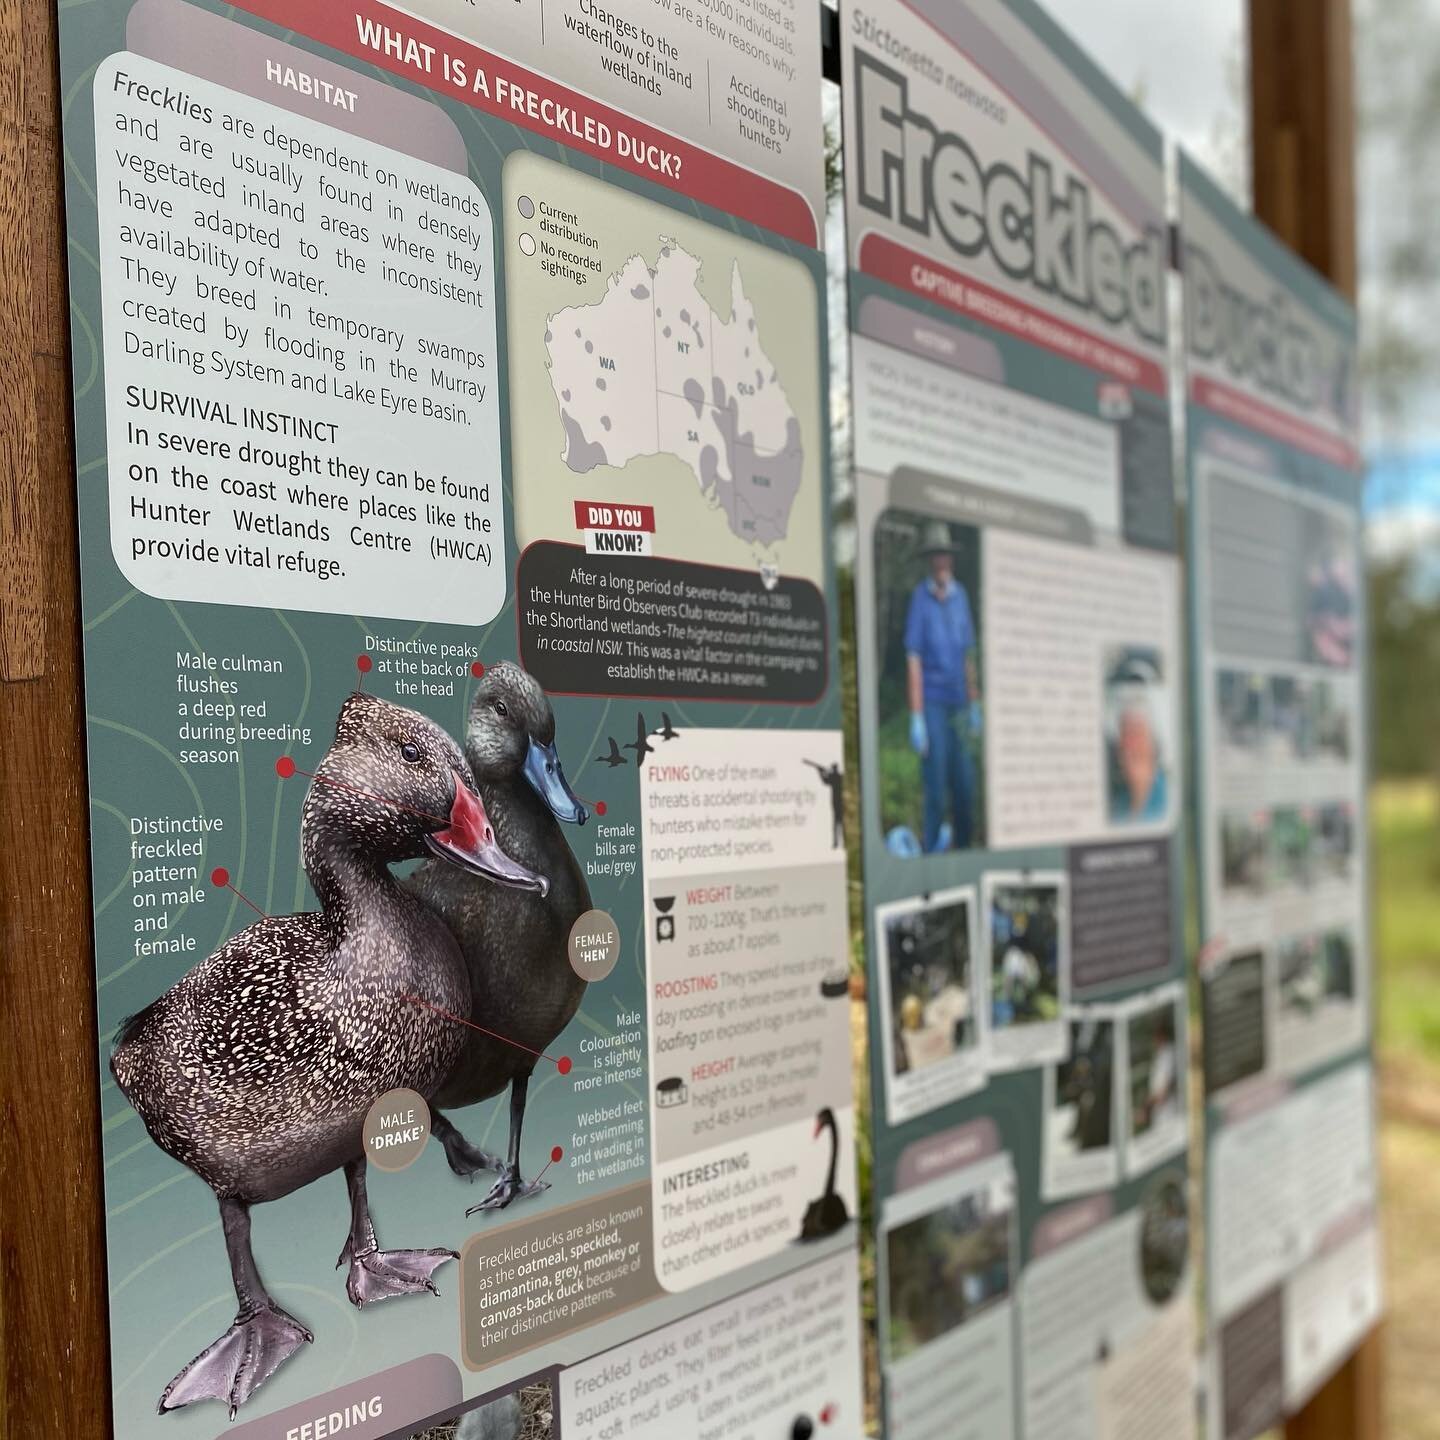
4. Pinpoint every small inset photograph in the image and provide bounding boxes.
[1310,678,1353,762]
[1215,668,1267,756]
[1271,805,1316,889]
[871,510,986,857]
[985,873,1068,1069]
[1274,927,1364,1075]
[1322,928,1358,1000]
[1278,932,1327,1019]
[1220,810,1270,897]
[1043,1013,1118,1199]
[876,889,984,1123]
[413,1380,553,1440]
[1300,513,1358,669]
[1104,646,1171,824]
[1202,948,1266,1095]
[1123,989,1186,1175]
[883,1172,1014,1364]
[1138,1176,1189,1306]
[1279,929,1358,1019]
[1268,674,1314,760]
[1315,801,1357,880]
